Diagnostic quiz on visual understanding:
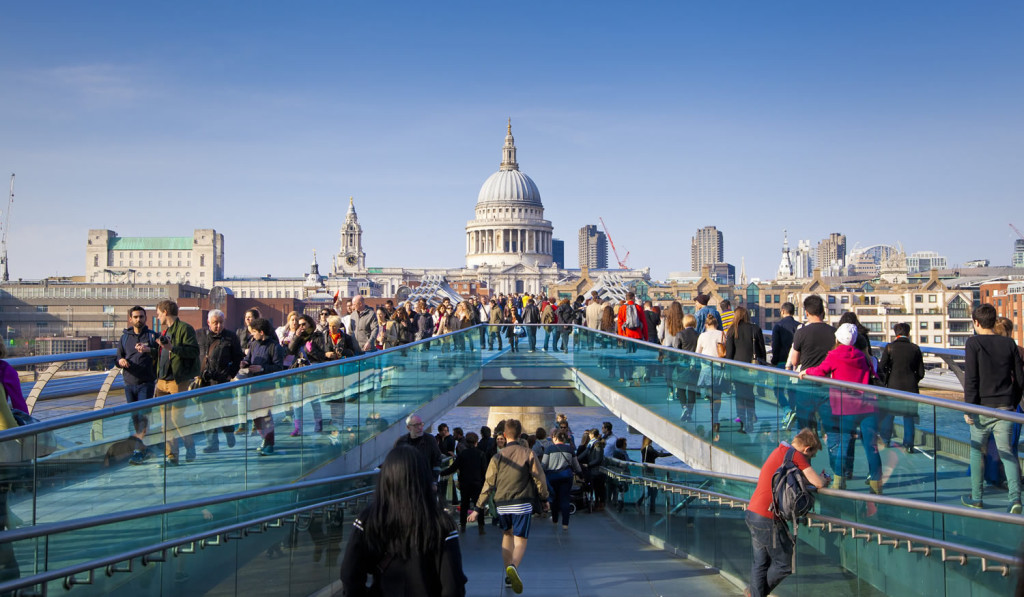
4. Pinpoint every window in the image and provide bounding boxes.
[102,321,115,328]
[102,305,114,314]
[827,295,836,304]
[928,295,937,303]
[915,295,923,303]
[35,305,47,312]
[920,336,928,343]
[920,322,928,329]
[933,321,942,330]
[774,294,781,303]
[840,296,849,304]
[934,335,942,344]
[93,255,99,267]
